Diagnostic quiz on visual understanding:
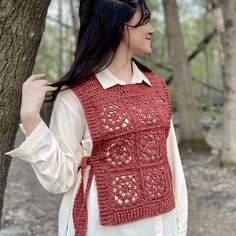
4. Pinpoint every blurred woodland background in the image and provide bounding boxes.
[1,0,236,235]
